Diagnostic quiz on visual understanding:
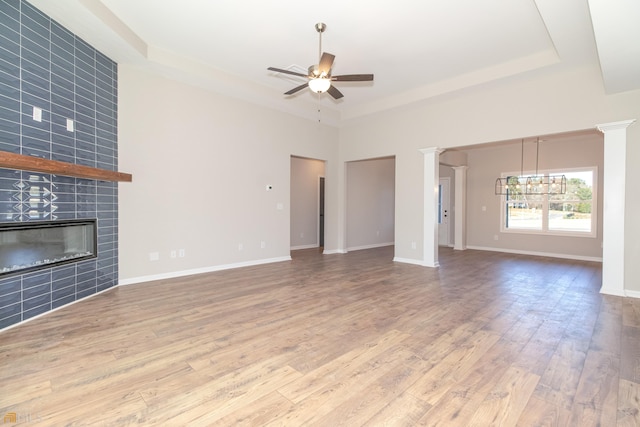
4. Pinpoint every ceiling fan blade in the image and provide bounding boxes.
[318,52,335,75]
[268,67,309,78]
[332,74,374,82]
[327,85,344,99]
[284,83,309,95]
